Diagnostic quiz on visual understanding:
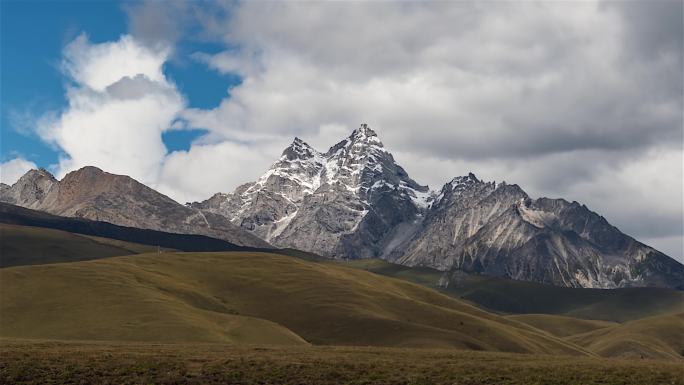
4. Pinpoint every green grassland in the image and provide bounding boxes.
[3,250,683,360]
[0,224,171,267]
[0,251,588,355]
[1,340,682,385]
[5,221,682,325]
[1,224,683,385]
